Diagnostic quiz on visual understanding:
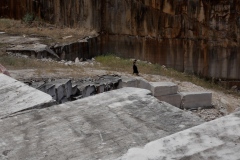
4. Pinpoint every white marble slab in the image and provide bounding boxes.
[0,74,55,118]
[119,111,240,160]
